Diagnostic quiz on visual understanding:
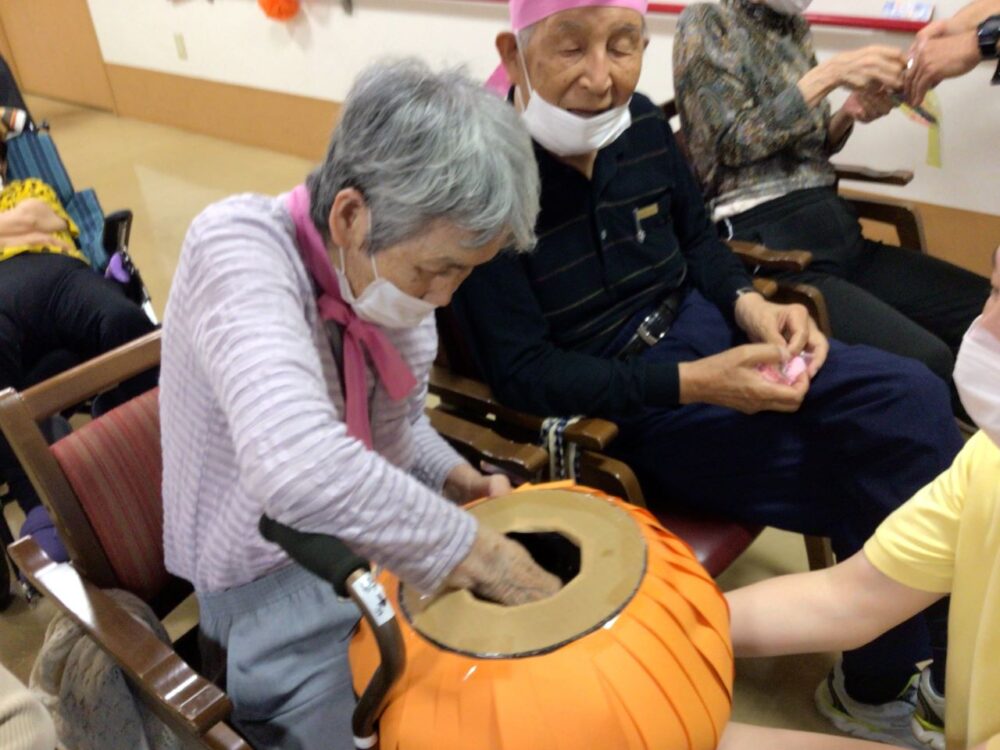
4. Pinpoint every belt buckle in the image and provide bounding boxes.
[636,311,665,347]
